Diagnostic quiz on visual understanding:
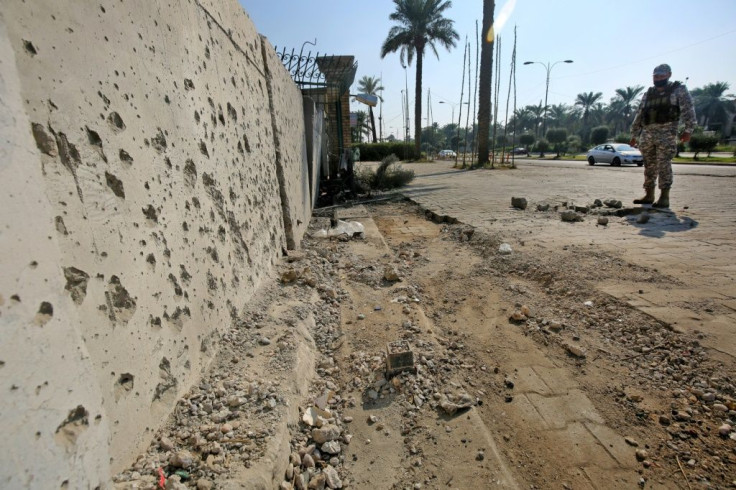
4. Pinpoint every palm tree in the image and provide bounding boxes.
[691,82,734,132]
[546,104,572,130]
[606,98,628,135]
[381,0,459,155]
[575,91,603,142]
[351,110,371,143]
[527,103,545,137]
[356,76,384,143]
[614,85,644,121]
[476,0,495,166]
[509,107,534,135]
